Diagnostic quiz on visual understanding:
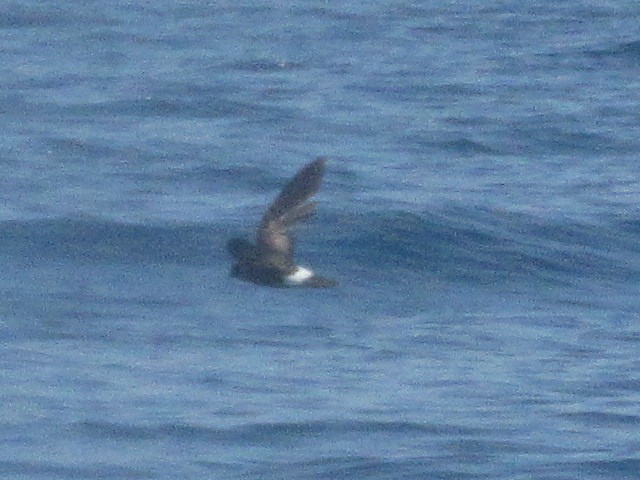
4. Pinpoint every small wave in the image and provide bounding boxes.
[586,39,640,62]
[579,458,640,477]
[509,125,633,156]
[0,460,152,479]
[225,59,304,73]
[0,7,79,28]
[2,207,638,288]
[607,39,640,57]
[74,92,293,121]
[333,206,640,286]
[399,134,502,155]
[77,418,477,445]
[244,455,476,480]
[0,218,226,265]
[561,411,640,427]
